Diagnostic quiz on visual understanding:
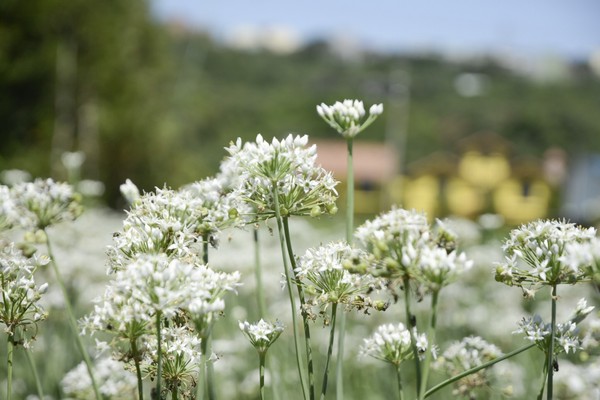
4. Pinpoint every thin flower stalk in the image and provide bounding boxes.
[259,352,267,400]
[419,290,439,400]
[254,228,266,318]
[320,303,337,400]
[272,185,308,400]
[24,349,44,400]
[282,217,315,400]
[201,234,216,400]
[130,337,144,400]
[424,342,536,398]
[547,285,557,400]
[403,276,422,393]
[156,311,163,399]
[6,336,13,400]
[396,364,404,400]
[44,232,102,400]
